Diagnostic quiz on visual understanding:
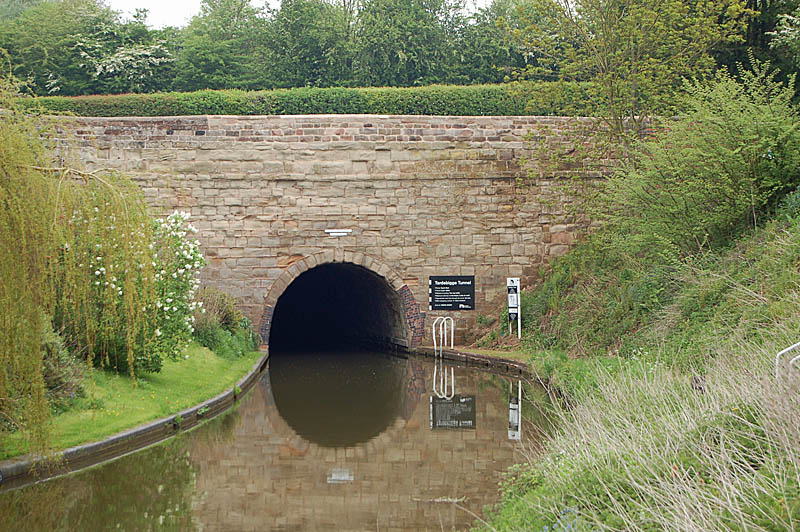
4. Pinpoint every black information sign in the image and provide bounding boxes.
[430,395,476,430]
[429,276,475,311]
